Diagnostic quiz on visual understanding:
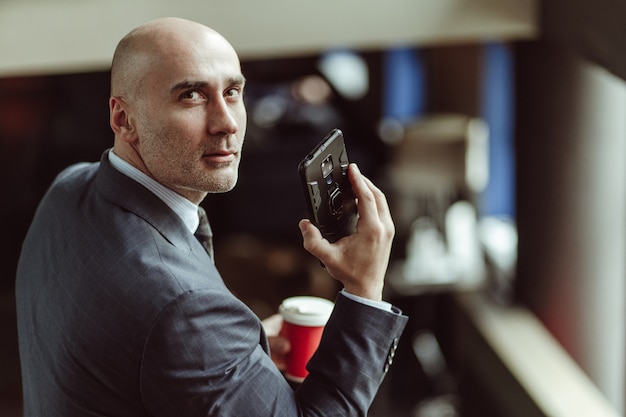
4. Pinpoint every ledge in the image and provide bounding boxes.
[449,291,620,417]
